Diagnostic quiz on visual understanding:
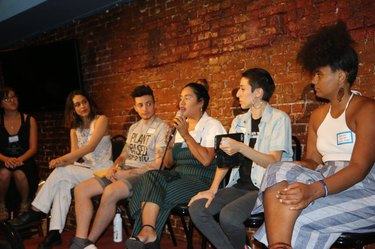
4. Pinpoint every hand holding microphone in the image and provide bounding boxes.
[173,110,189,136]
[168,110,187,141]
